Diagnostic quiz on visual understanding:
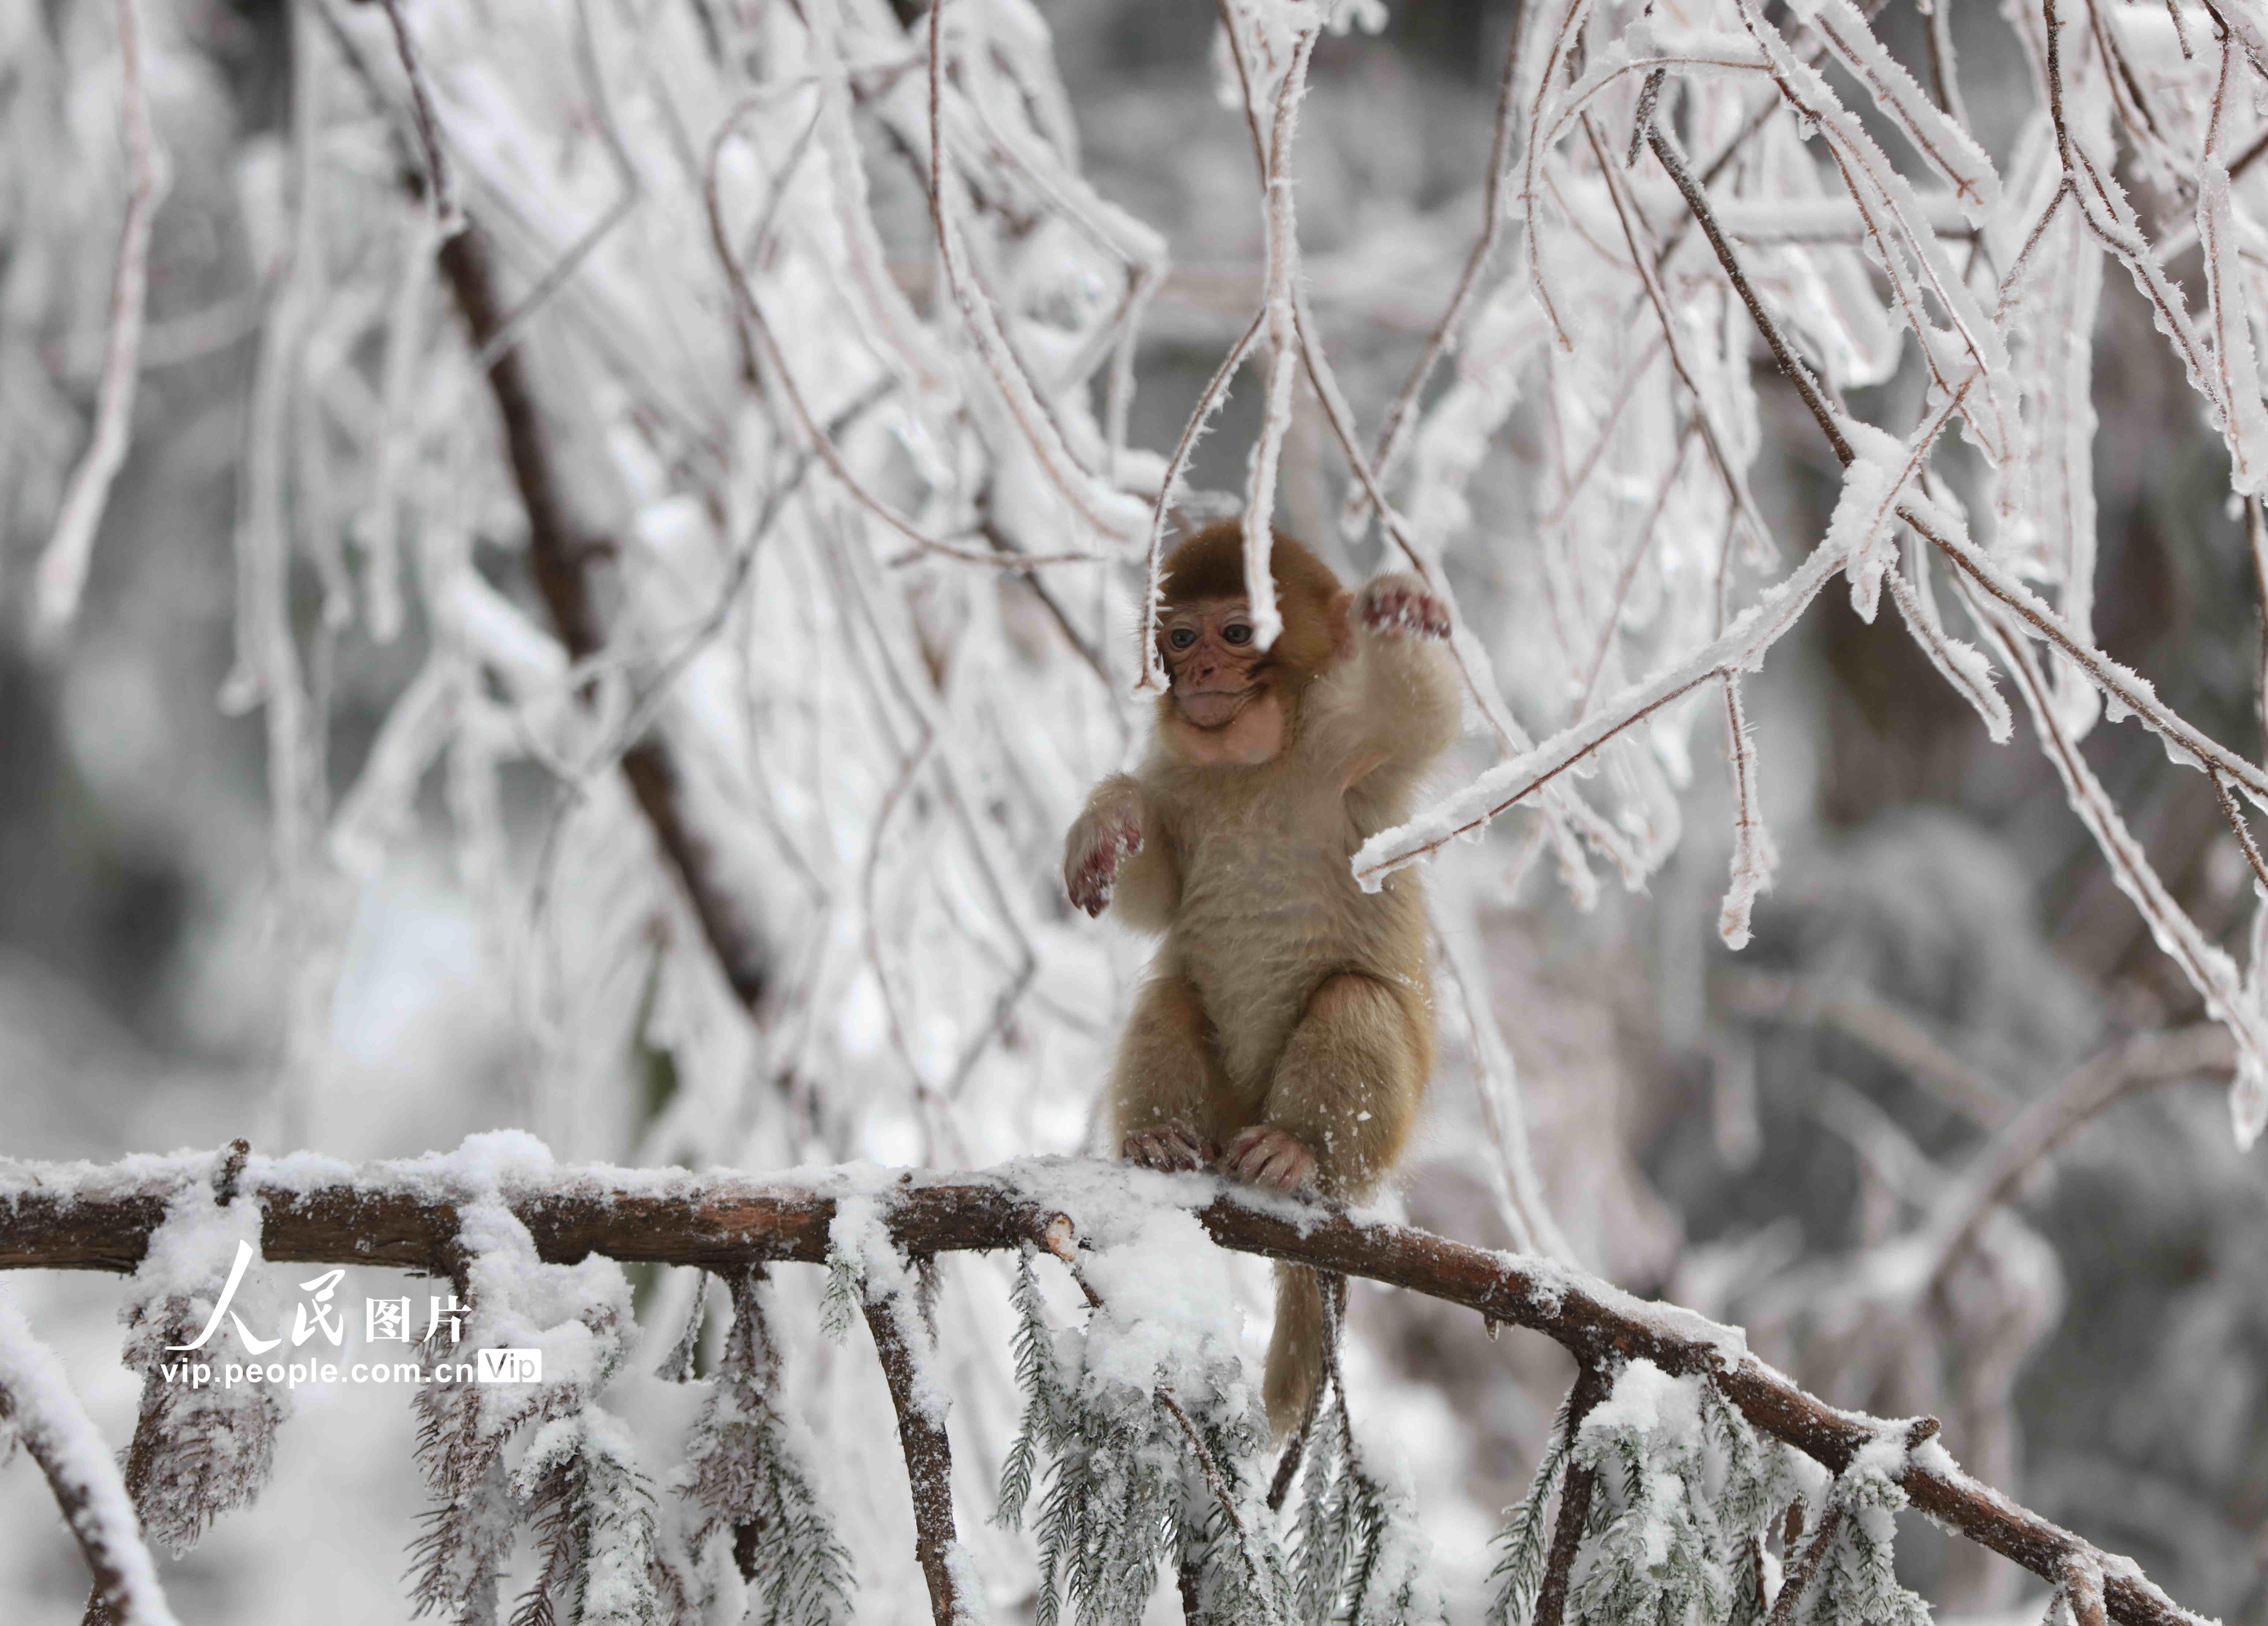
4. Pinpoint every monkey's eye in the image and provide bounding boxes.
[1223,623,1252,646]
[1168,628,1198,650]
